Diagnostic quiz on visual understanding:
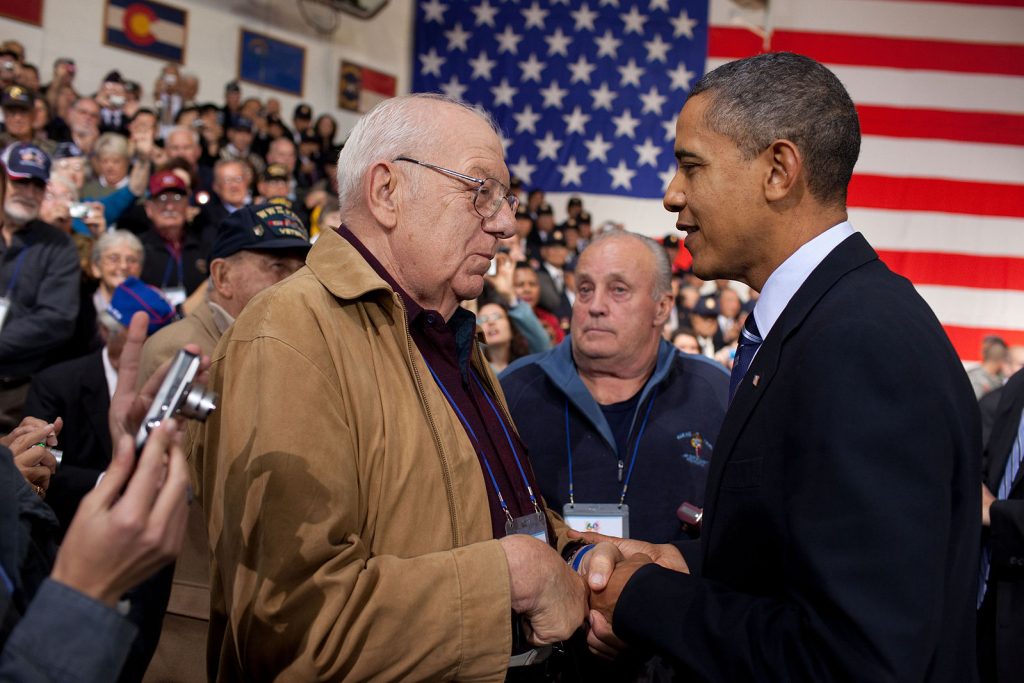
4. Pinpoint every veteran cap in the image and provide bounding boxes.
[210,202,311,260]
